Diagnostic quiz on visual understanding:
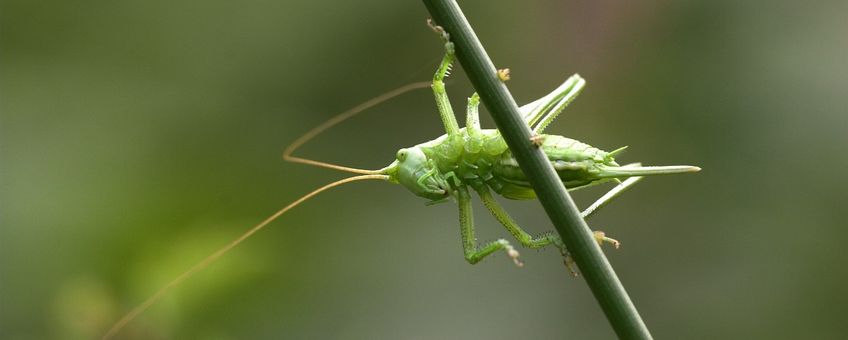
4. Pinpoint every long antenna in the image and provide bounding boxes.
[283,81,431,175]
[102,174,389,340]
